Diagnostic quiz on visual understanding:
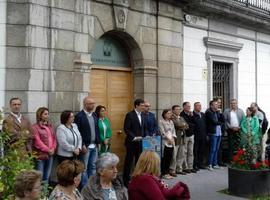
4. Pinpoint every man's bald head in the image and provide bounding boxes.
[83,96,95,112]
